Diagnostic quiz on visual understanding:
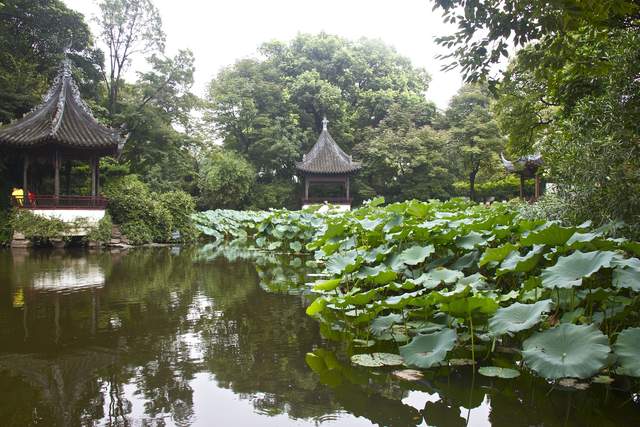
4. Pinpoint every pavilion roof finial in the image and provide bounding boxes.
[322,116,329,131]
